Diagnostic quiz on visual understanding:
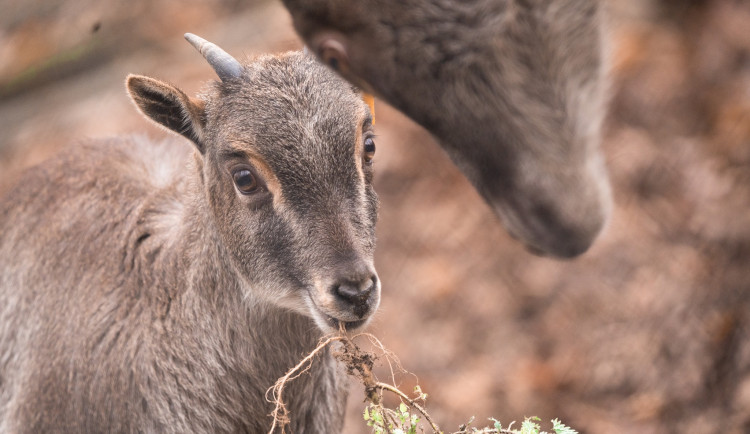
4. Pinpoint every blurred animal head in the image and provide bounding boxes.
[127,34,380,332]
[282,0,612,258]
